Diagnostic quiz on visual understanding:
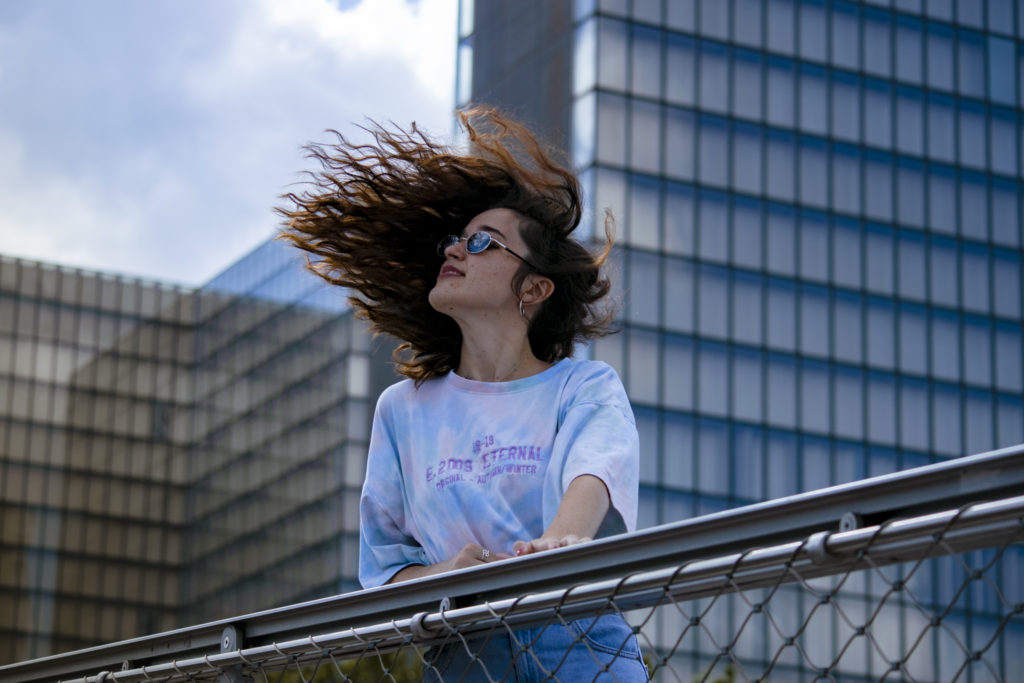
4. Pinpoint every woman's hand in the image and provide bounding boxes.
[446,543,512,571]
[513,534,593,556]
